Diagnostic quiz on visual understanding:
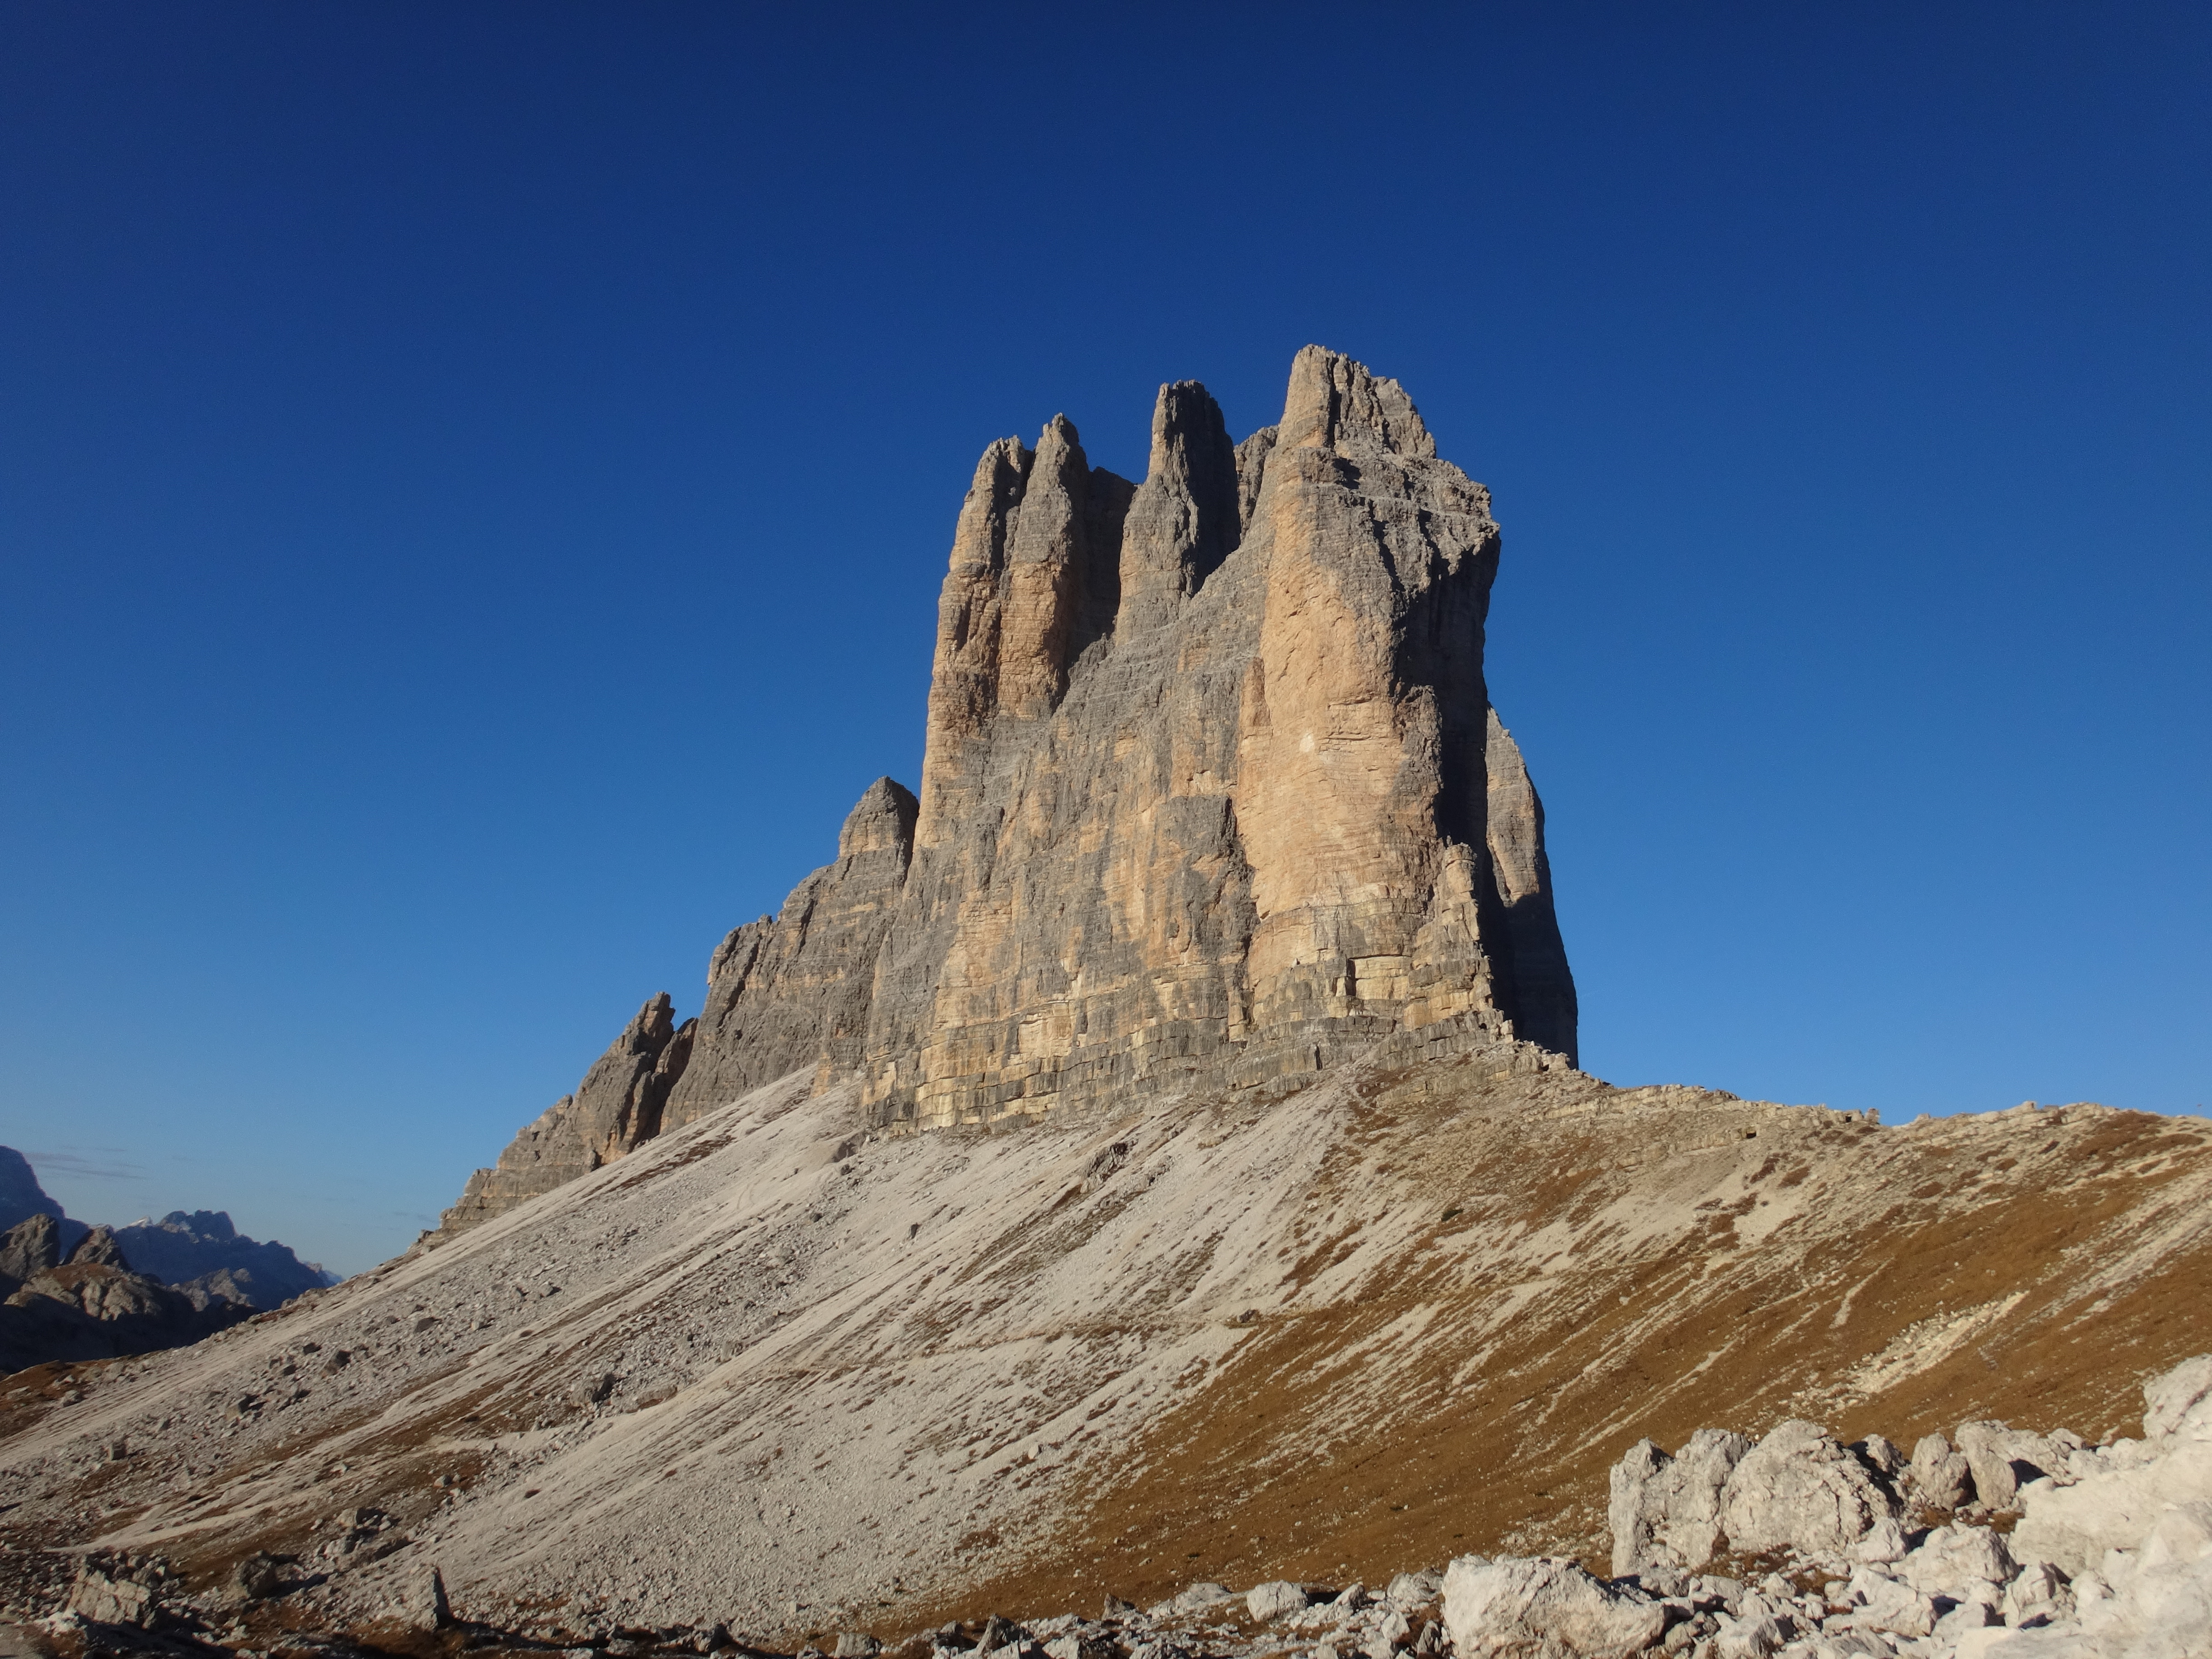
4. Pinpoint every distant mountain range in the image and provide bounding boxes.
[0,1144,339,1373]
